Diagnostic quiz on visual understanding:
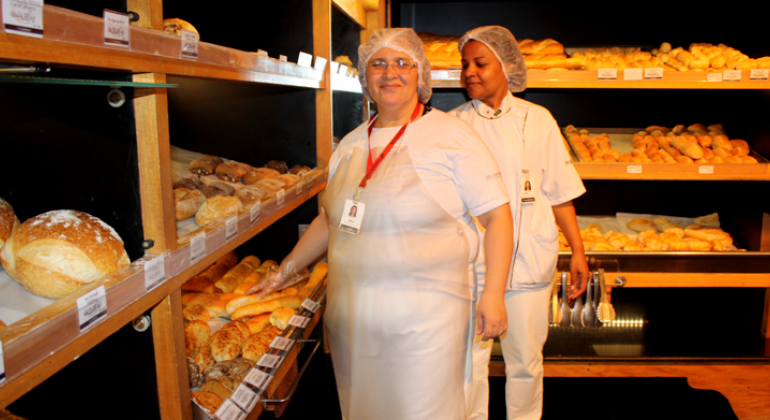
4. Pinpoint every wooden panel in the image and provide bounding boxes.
[126,0,164,30]
[151,289,193,420]
[607,272,770,288]
[763,289,770,341]
[314,0,333,168]
[333,0,367,28]
[361,10,379,45]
